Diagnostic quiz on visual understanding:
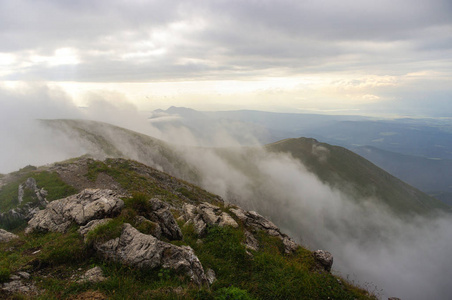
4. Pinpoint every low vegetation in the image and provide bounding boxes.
[0,158,376,299]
